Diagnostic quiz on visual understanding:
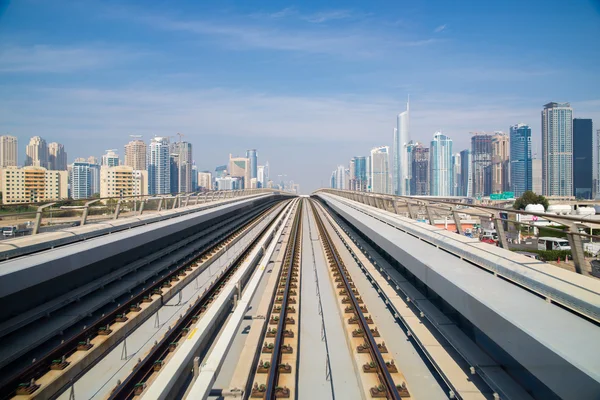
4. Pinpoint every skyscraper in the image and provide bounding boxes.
[393,99,410,195]
[102,150,119,167]
[70,162,93,199]
[169,152,180,194]
[430,132,453,196]
[509,124,532,197]
[335,165,346,190]
[229,154,251,189]
[171,141,193,192]
[191,162,198,191]
[542,102,573,197]
[452,153,461,196]
[0,135,18,168]
[532,159,542,194]
[491,132,510,193]
[471,134,492,197]
[246,149,258,180]
[148,137,170,195]
[459,149,472,197]
[125,139,147,170]
[25,136,48,168]
[411,144,429,196]
[573,118,593,199]
[352,156,367,191]
[257,165,266,188]
[48,142,67,170]
[370,146,391,194]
